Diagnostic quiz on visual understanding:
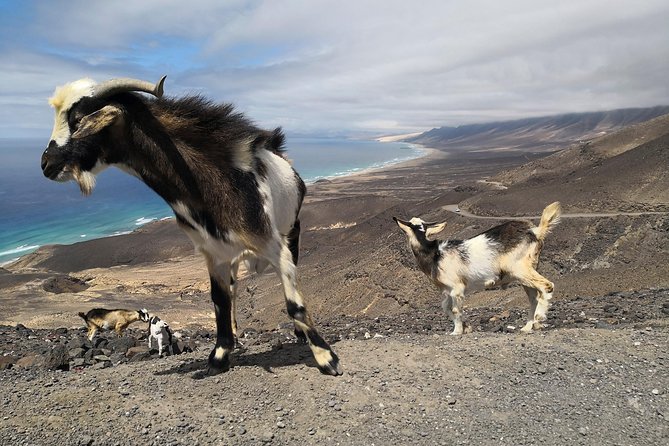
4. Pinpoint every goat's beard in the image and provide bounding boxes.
[72,166,96,196]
